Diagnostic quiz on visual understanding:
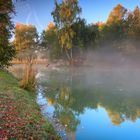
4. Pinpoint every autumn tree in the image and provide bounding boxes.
[14,23,38,62]
[14,23,38,51]
[100,4,128,44]
[107,4,127,24]
[51,0,81,62]
[0,0,15,68]
[132,6,140,38]
[127,6,140,39]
